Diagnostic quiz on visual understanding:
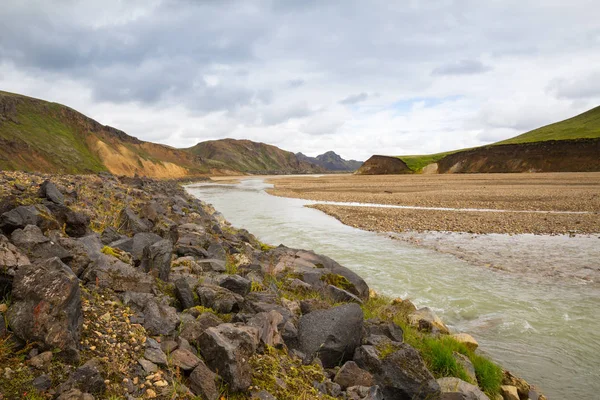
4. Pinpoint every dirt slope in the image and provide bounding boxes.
[354,155,412,175]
